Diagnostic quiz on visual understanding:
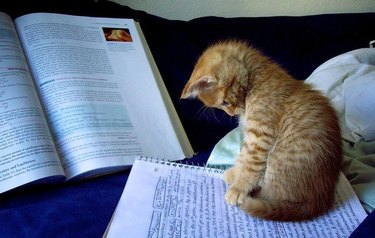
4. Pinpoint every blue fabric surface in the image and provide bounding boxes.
[0,0,374,237]
[350,210,375,238]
